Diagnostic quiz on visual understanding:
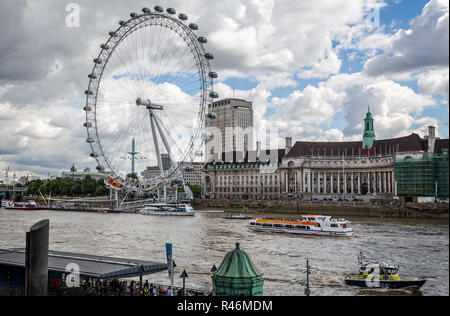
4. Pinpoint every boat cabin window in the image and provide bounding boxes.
[256,222,263,226]
[315,223,321,228]
[381,268,399,275]
[285,225,294,229]
[250,222,256,226]
[274,224,284,228]
[331,224,338,228]
[263,223,273,227]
